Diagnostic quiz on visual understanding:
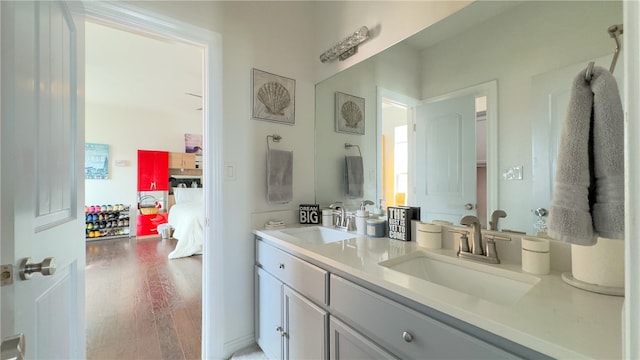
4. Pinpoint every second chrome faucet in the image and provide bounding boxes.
[454,215,511,264]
